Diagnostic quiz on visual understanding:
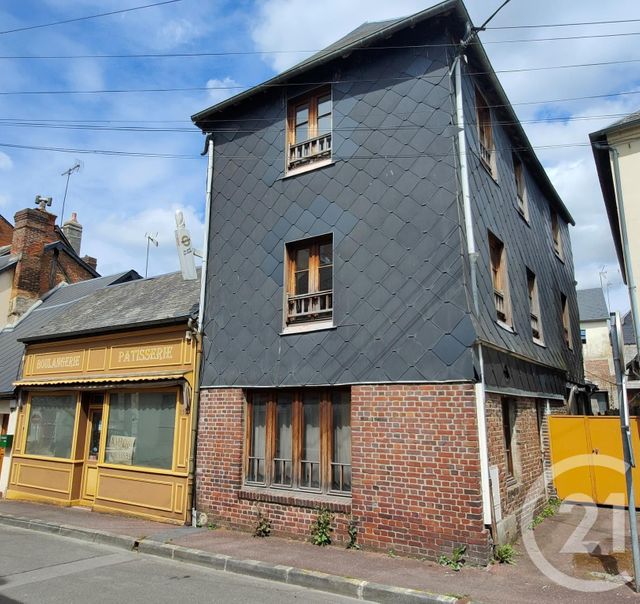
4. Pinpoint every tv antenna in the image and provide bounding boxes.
[60,161,82,224]
[145,232,158,278]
